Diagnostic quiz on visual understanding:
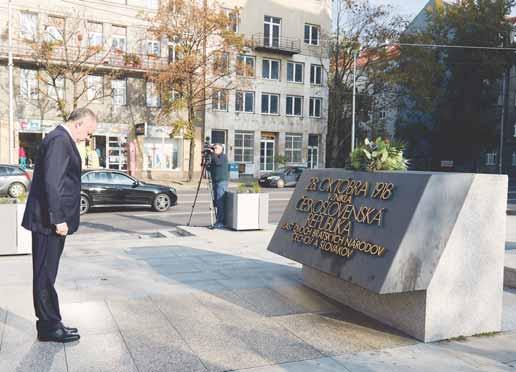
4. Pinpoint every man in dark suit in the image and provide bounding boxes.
[22,108,97,343]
